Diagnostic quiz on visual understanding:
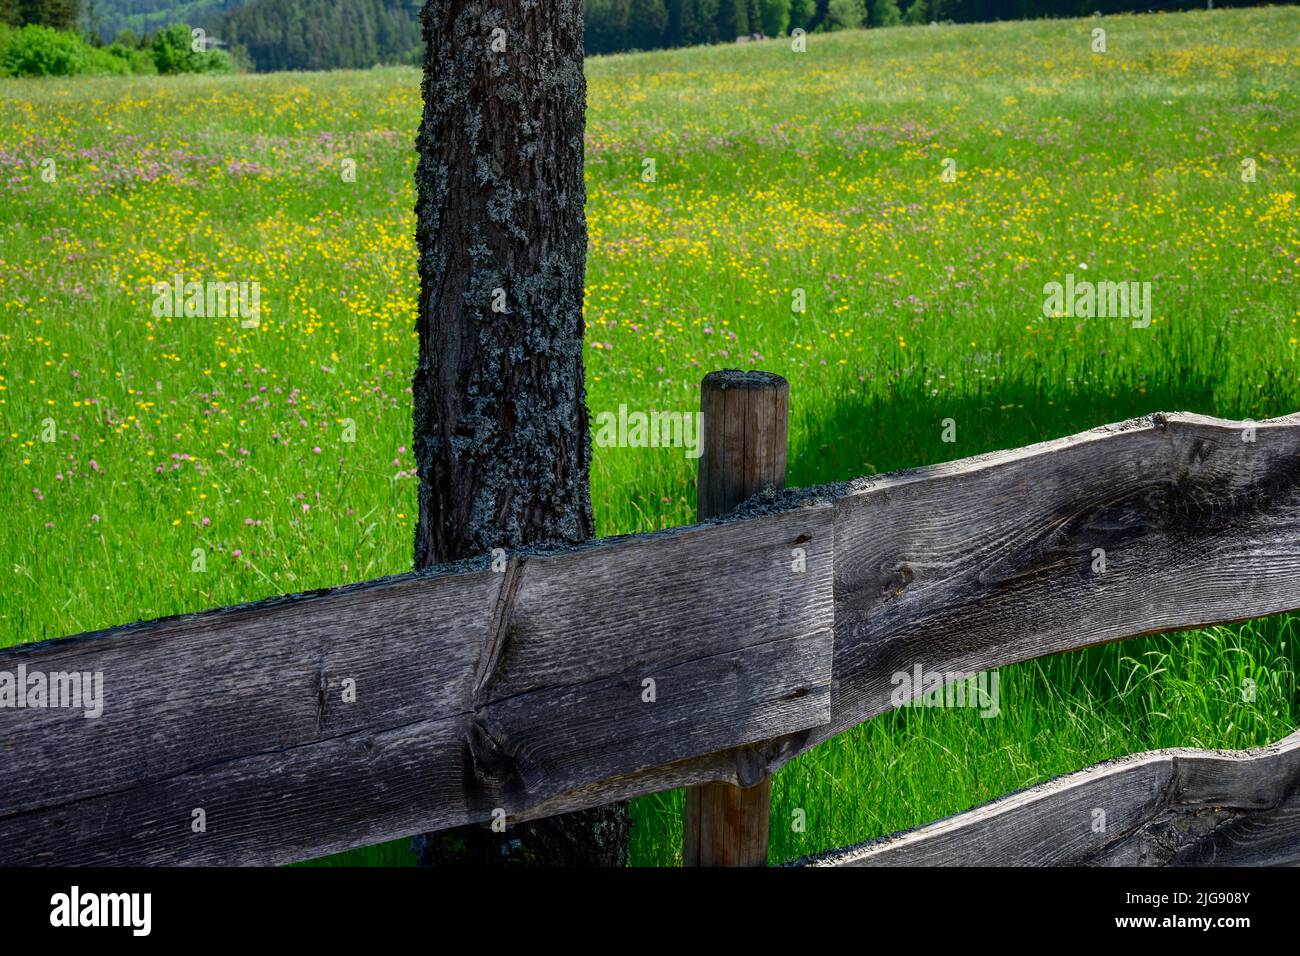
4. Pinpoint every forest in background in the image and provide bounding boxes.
[1,0,1280,73]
